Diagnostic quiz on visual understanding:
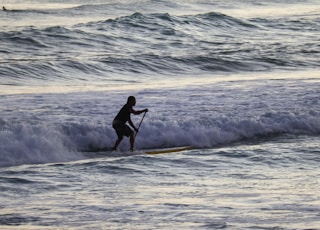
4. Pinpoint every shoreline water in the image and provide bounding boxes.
[0,135,319,229]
